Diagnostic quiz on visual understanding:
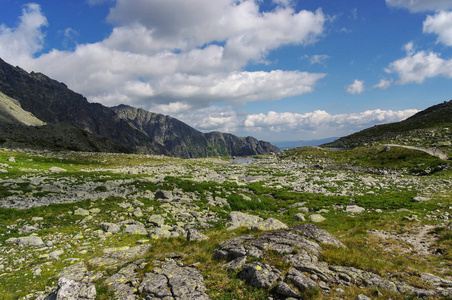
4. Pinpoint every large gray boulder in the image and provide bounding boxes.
[139,261,209,299]
[5,235,45,247]
[47,277,96,300]
[238,262,280,288]
[226,211,263,230]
